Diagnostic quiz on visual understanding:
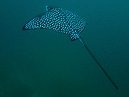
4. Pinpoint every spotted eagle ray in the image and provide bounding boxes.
[23,5,119,90]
